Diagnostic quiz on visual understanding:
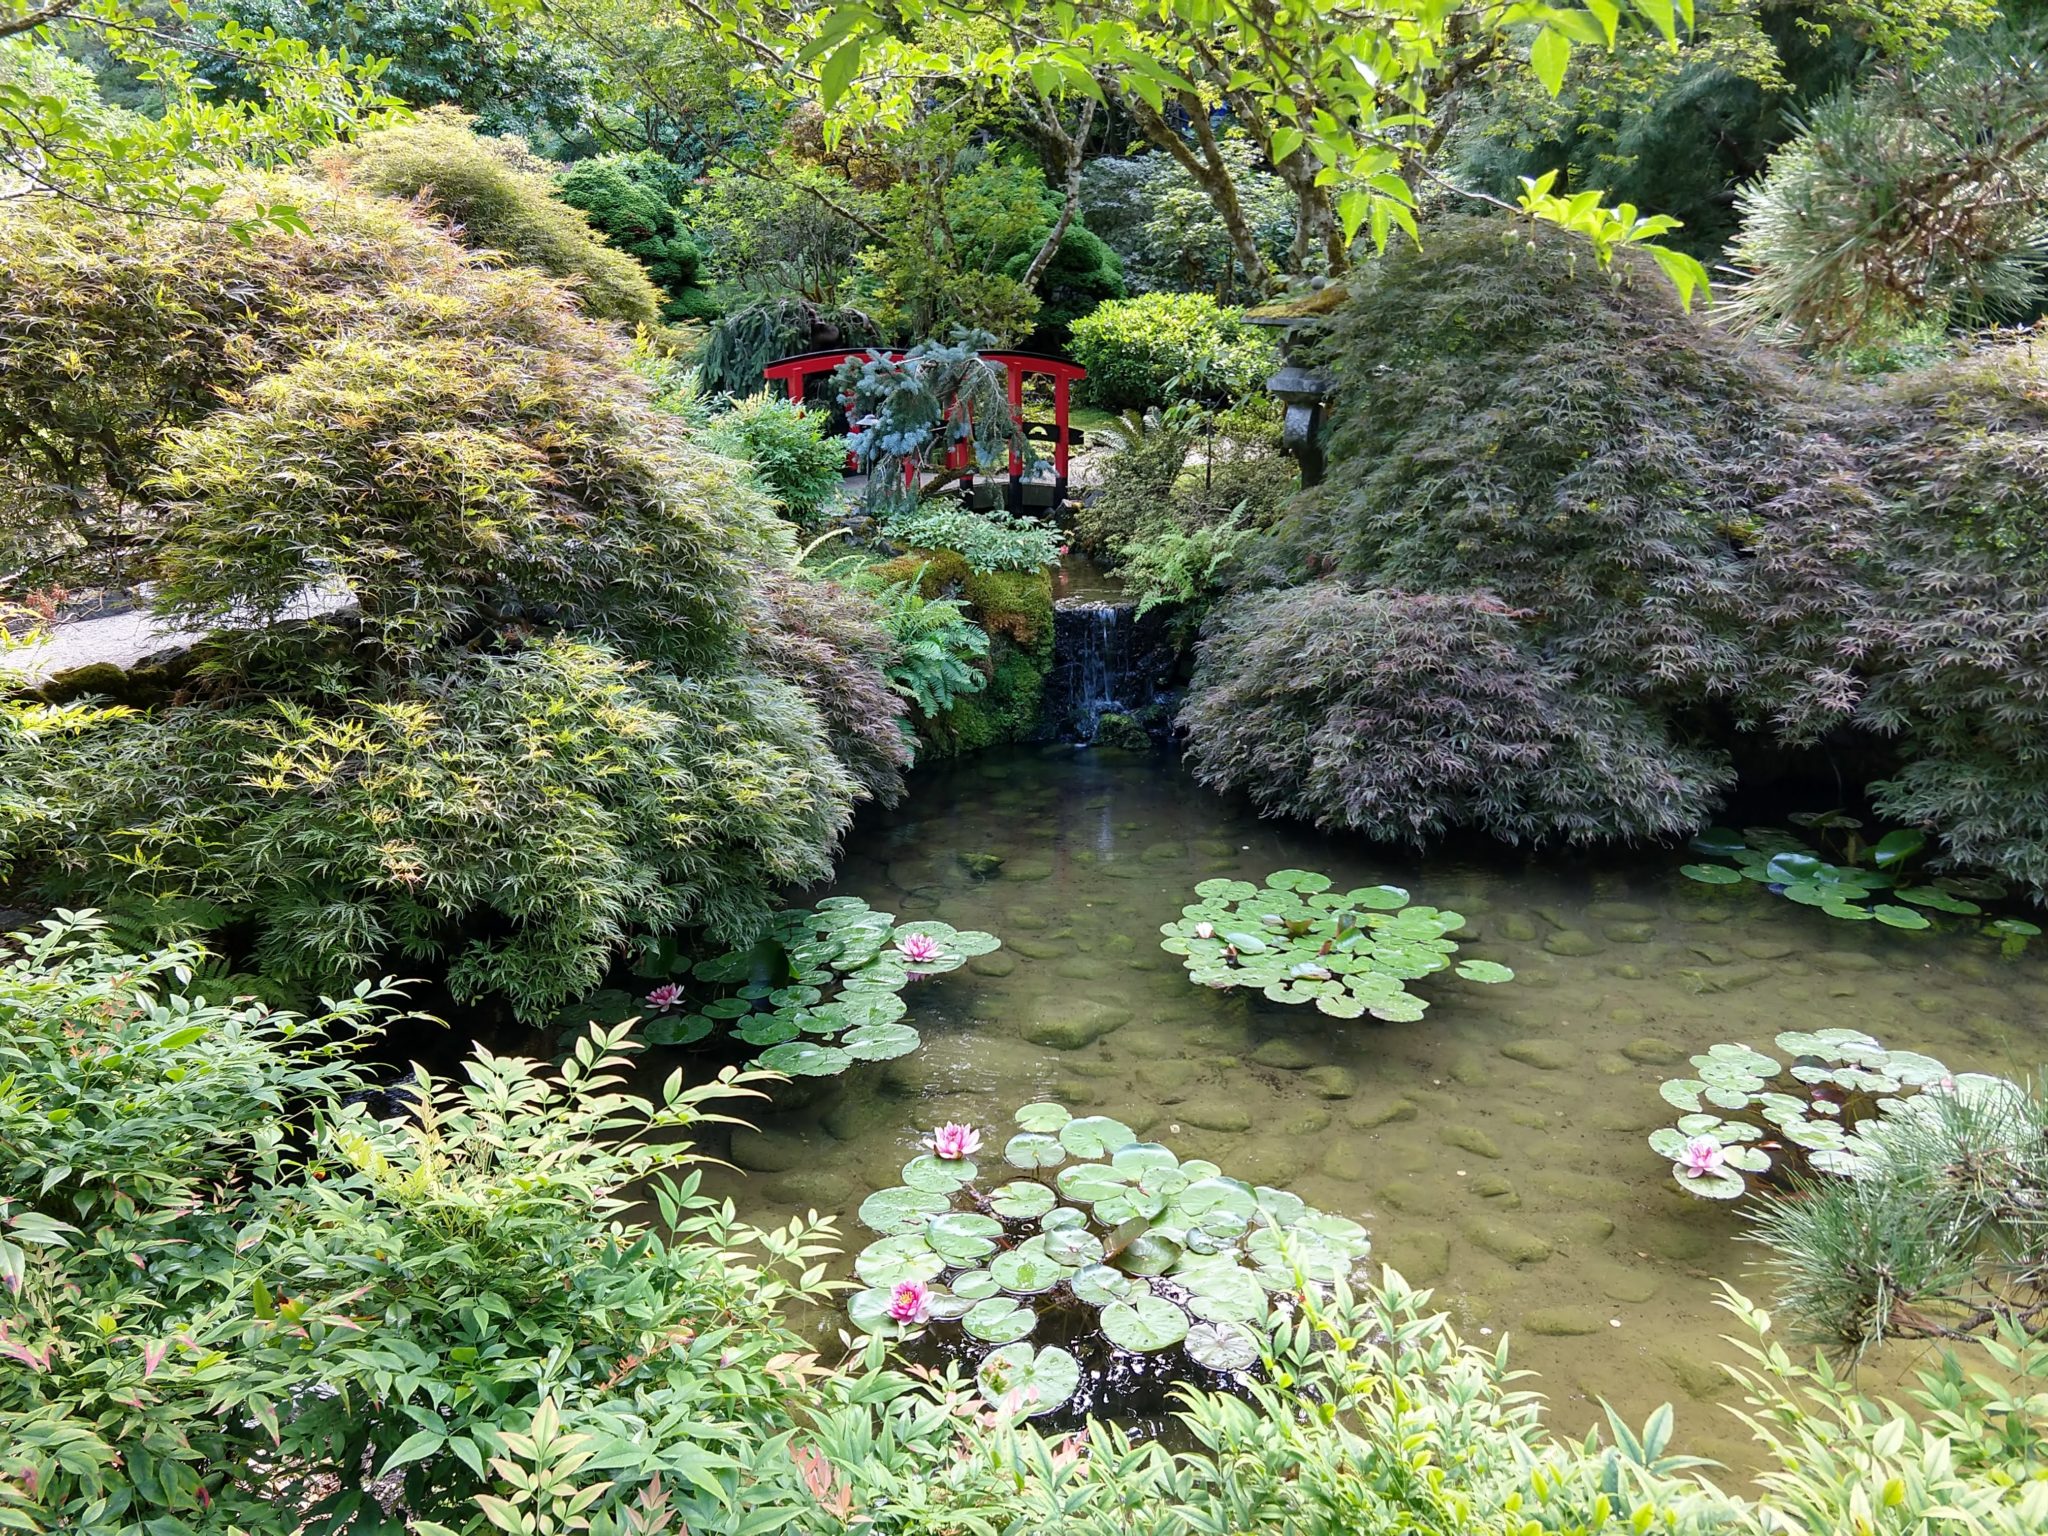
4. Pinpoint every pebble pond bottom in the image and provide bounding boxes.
[681,747,2048,1471]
